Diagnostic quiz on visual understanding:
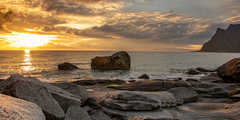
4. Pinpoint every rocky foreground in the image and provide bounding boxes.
[1,58,240,120]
